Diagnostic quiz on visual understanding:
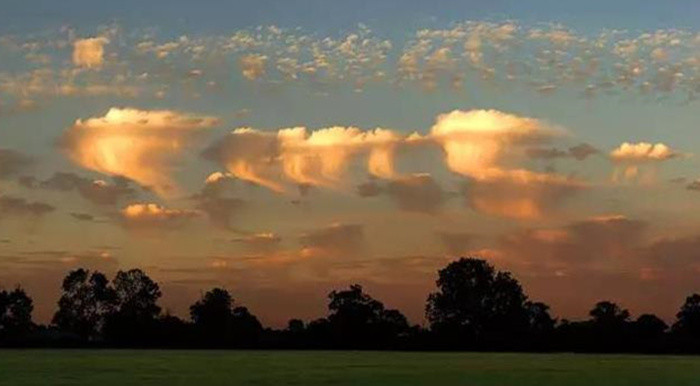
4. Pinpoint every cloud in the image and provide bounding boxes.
[568,143,600,160]
[70,212,96,222]
[233,232,282,253]
[119,203,201,229]
[497,215,648,269]
[686,180,700,191]
[191,172,245,230]
[357,174,448,214]
[23,172,135,205]
[610,142,682,182]
[72,37,109,68]
[428,109,582,218]
[203,109,583,218]
[436,231,474,255]
[239,54,267,80]
[462,172,583,219]
[299,223,365,257]
[0,195,55,217]
[60,108,220,196]
[429,109,555,179]
[526,143,600,161]
[610,142,680,162]
[204,126,403,192]
[0,149,33,178]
